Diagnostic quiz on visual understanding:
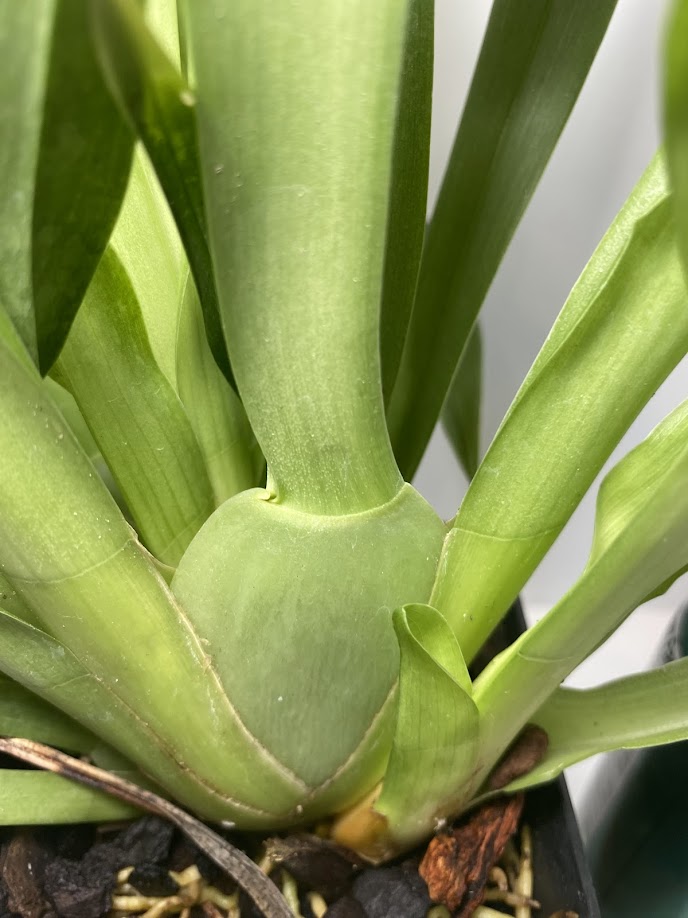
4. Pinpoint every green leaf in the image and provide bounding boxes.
[110,150,186,389]
[0,305,130,586]
[54,247,215,567]
[380,0,434,404]
[0,596,304,825]
[0,672,96,752]
[91,0,233,383]
[44,376,132,517]
[107,144,262,510]
[388,0,618,479]
[497,658,688,793]
[0,773,138,825]
[176,274,264,504]
[665,0,688,277]
[43,378,99,461]
[0,610,158,772]
[0,572,40,627]
[0,610,193,801]
[140,0,179,61]
[470,659,688,793]
[467,661,688,805]
[0,611,162,797]
[184,0,407,515]
[0,318,317,823]
[432,153,688,662]
[87,81,260,512]
[32,0,134,373]
[375,604,478,848]
[0,1,54,359]
[472,398,688,782]
[441,323,482,480]
[641,564,688,604]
